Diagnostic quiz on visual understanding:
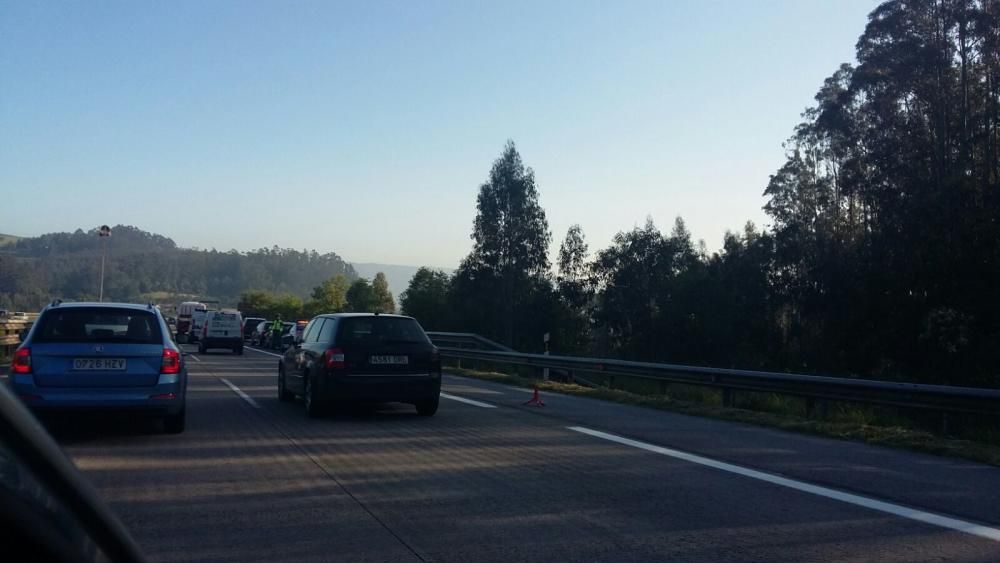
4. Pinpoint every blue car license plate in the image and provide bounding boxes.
[73,358,127,370]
